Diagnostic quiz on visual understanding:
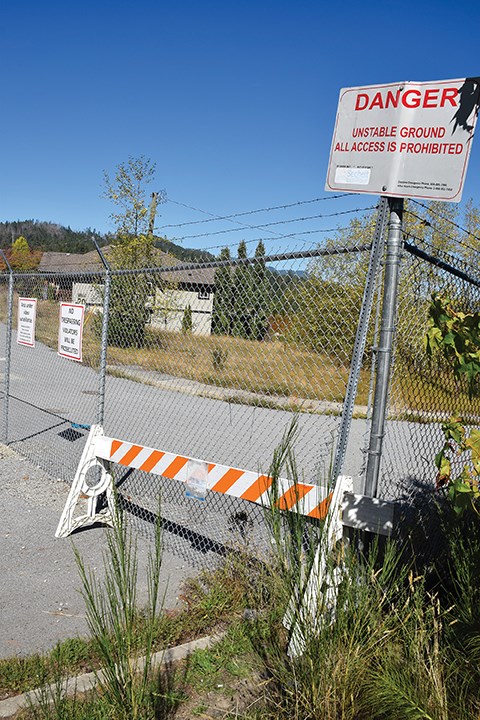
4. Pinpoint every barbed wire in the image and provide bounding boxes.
[183,223,368,254]
[164,193,357,229]
[6,224,358,272]
[159,193,372,247]
[404,209,460,246]
[404,208,480,258]
[411,199,480,248]
[170,205,377,242]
